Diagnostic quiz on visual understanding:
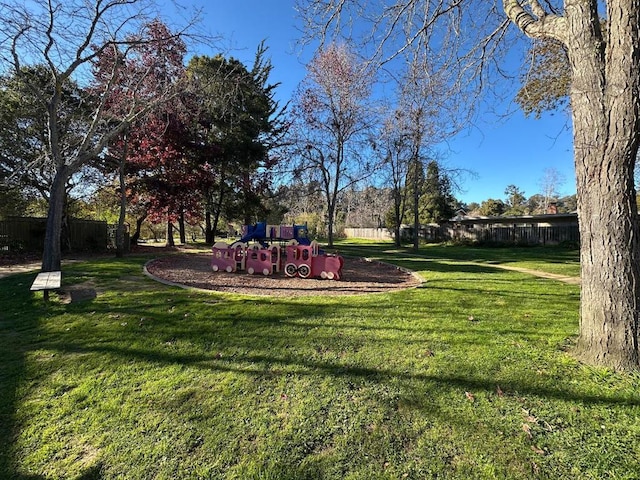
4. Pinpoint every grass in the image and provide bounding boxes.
[1,243,639,479]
